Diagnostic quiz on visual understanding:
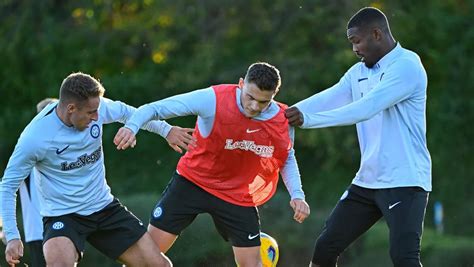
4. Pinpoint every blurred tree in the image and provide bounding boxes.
[0,0,472,265]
